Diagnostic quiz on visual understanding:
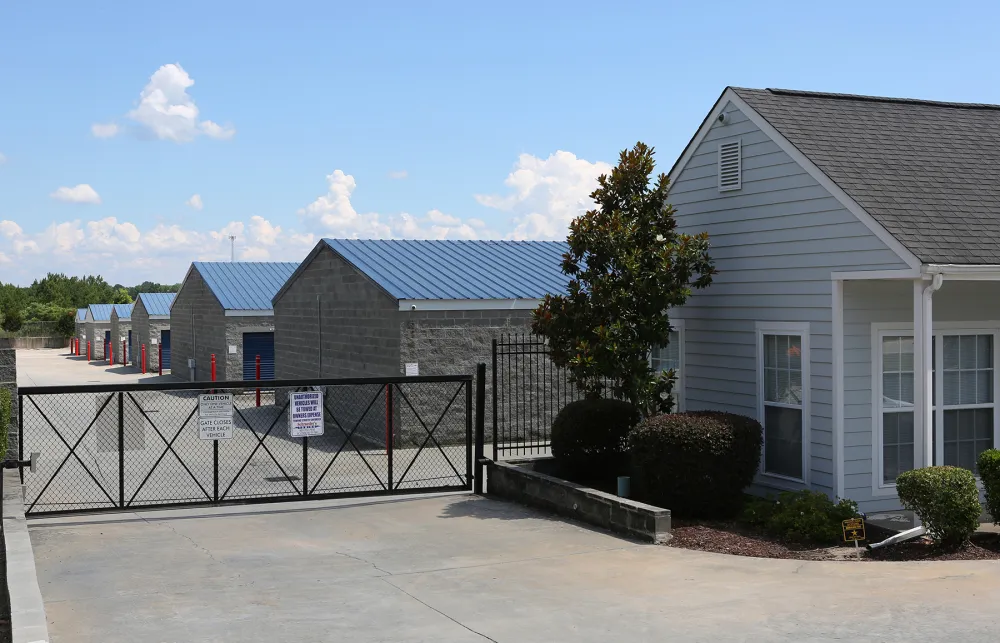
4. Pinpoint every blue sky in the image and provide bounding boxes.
[1,0,999,284]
